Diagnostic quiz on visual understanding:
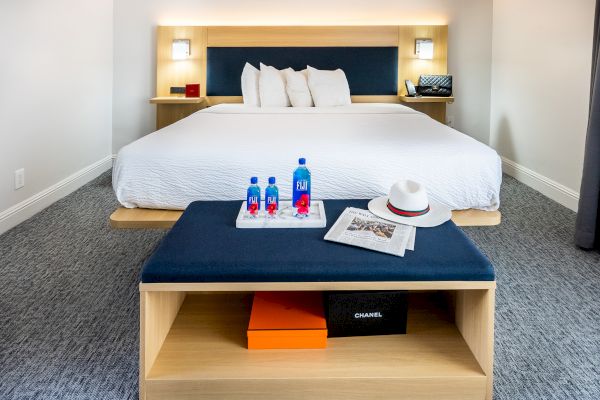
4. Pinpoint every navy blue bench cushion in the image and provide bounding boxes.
[206,47,398,96]
[141,200,495,283]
